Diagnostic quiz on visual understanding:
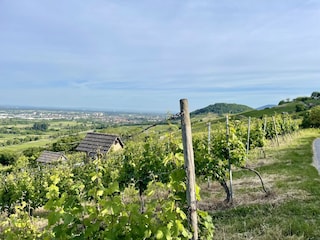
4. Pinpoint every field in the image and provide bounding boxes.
[0,119,92,152]
[0,108,319,239]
